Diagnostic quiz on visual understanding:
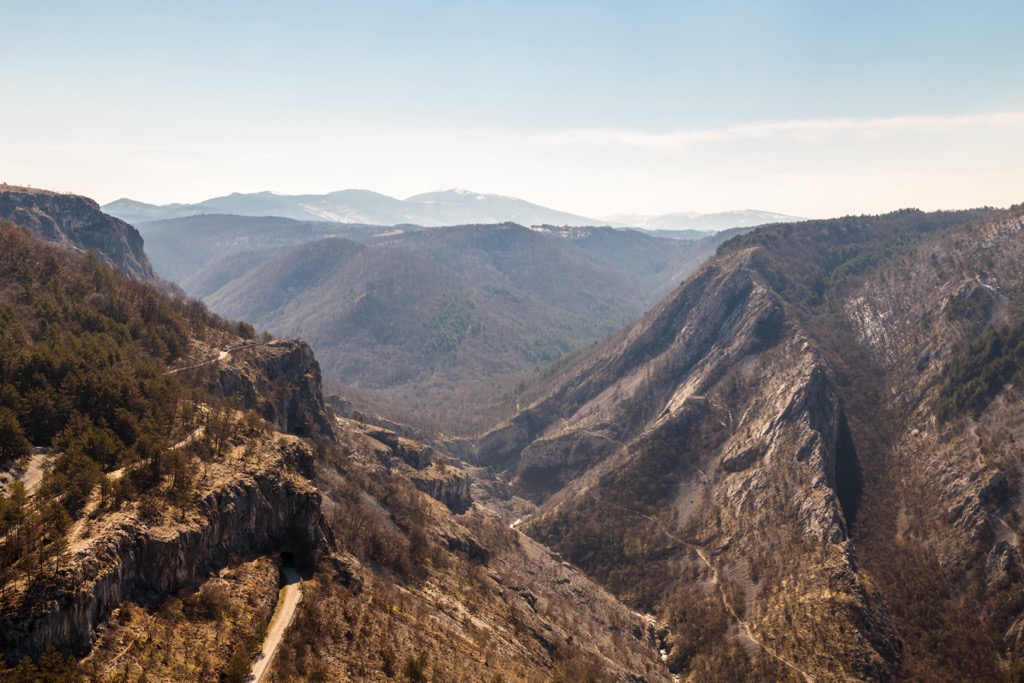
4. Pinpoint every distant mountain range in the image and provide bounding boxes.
[102,189,801,230]
[605,208,804,232]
